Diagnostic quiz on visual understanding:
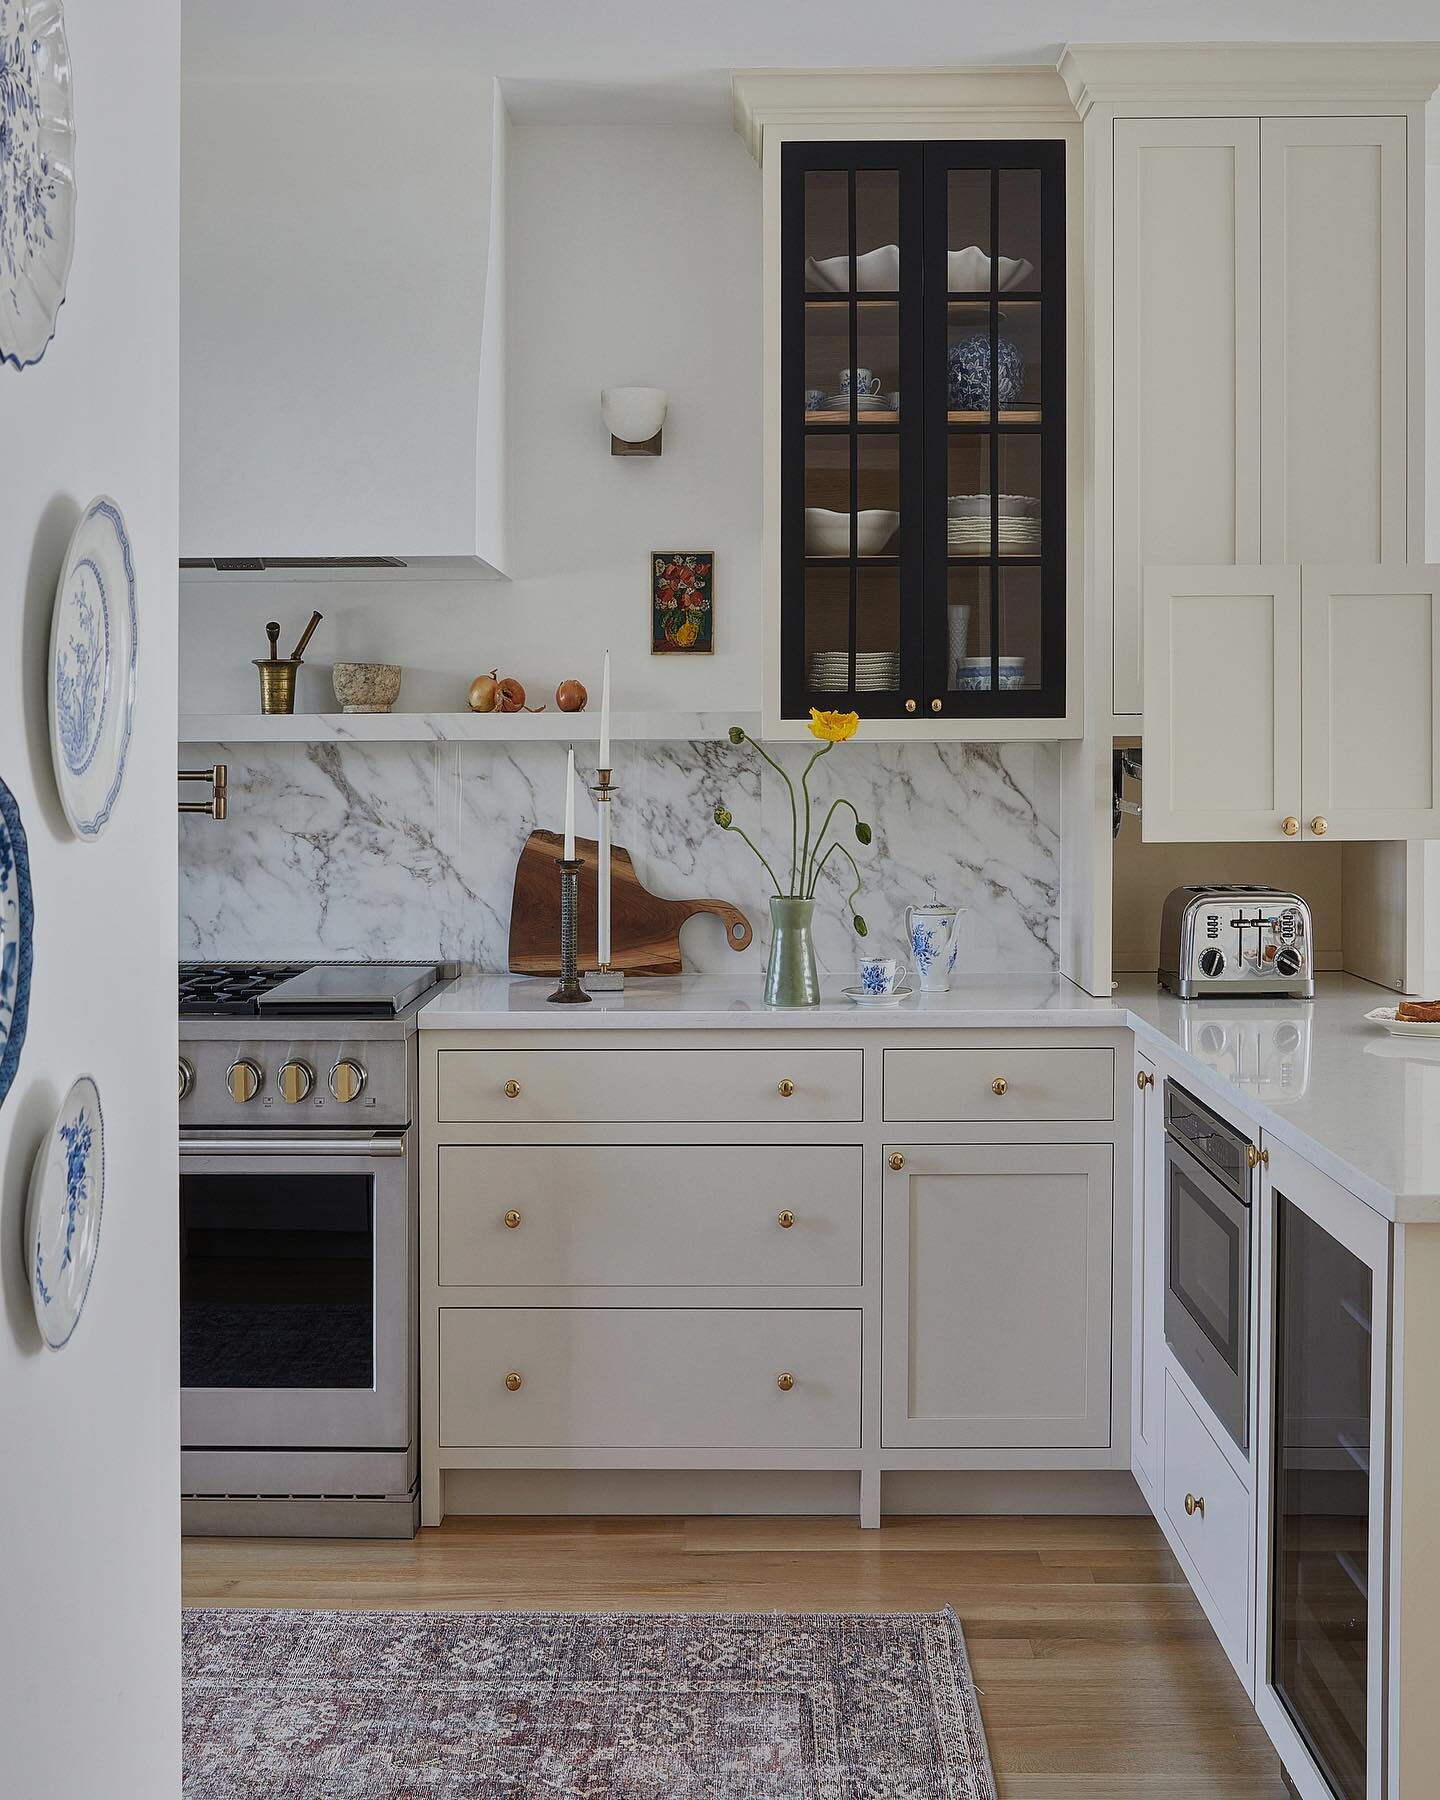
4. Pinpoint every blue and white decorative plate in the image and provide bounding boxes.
[26,1074,104,1349]
[0,775,33,1110]
[0,0,76,370]
[48,495,138,839]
